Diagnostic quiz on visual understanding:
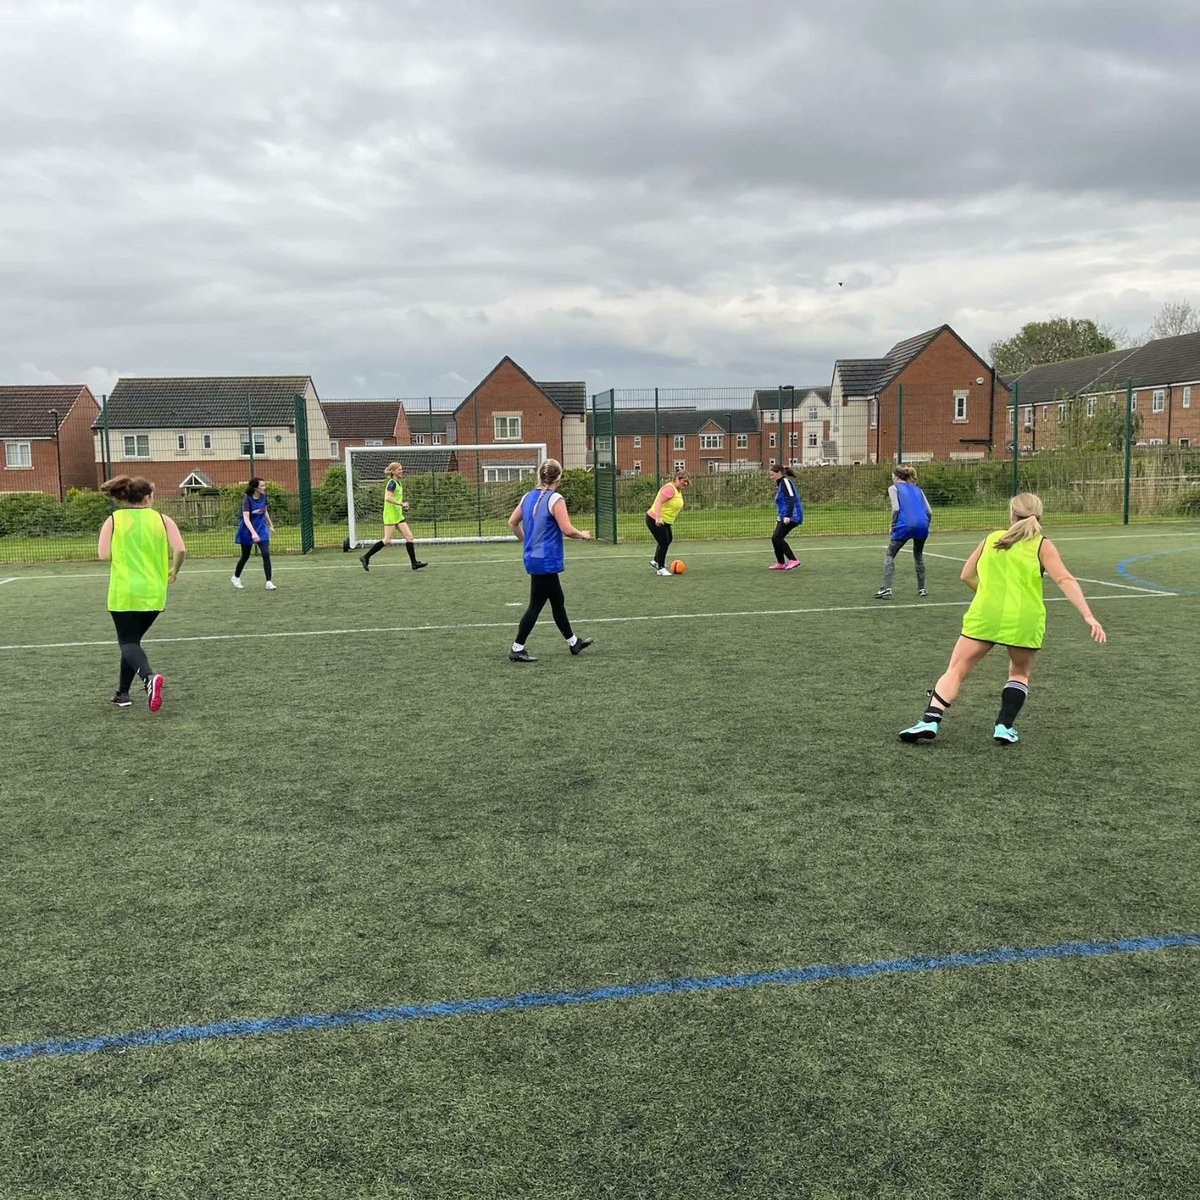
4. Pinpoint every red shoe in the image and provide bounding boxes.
[147,674,165,712]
